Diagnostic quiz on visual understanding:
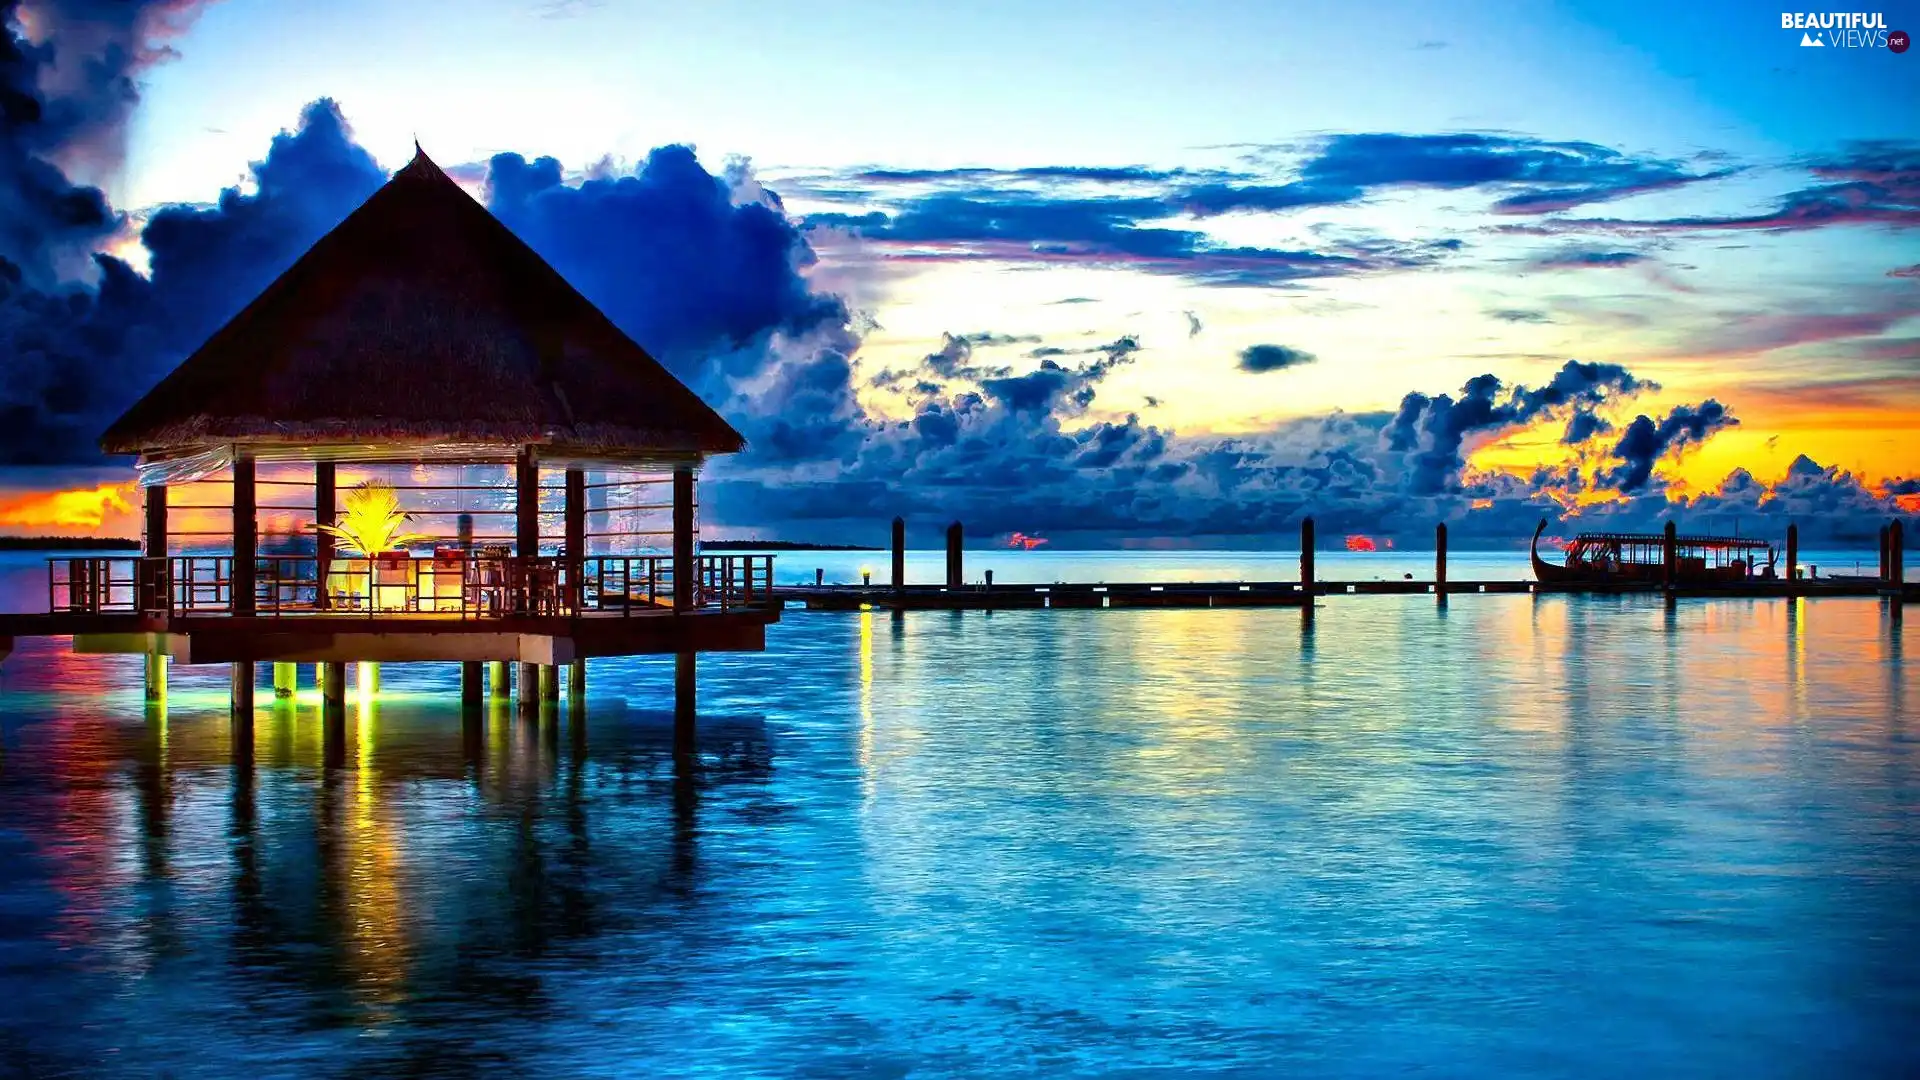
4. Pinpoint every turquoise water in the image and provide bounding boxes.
[0,553,1916,1077]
